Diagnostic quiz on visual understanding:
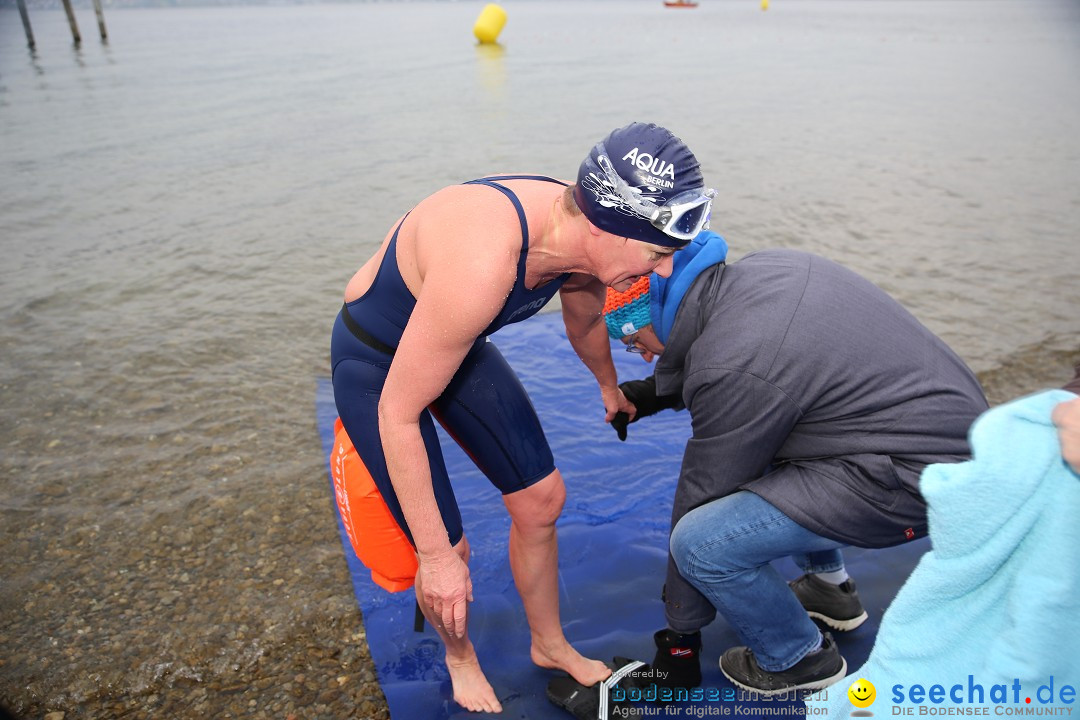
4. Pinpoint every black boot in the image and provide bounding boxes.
[651,628,702,689]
